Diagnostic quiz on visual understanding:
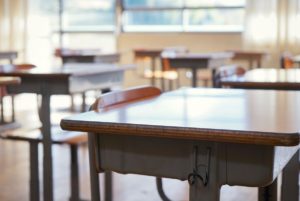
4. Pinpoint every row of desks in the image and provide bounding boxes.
[2,49,300,201]
[134,49,268,87]
[0,63,134,201]
[61,68,300,201]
